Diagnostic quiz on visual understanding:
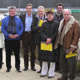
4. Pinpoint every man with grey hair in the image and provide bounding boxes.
[1,6,23,72]
[56,9,79,80]
[38,6,45,11]
[8,6,16,11]
[31,5,46,73]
